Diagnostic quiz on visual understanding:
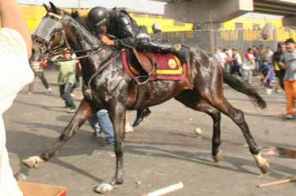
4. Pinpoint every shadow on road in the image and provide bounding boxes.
[7,125,296,184]
[15,100,67,113]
